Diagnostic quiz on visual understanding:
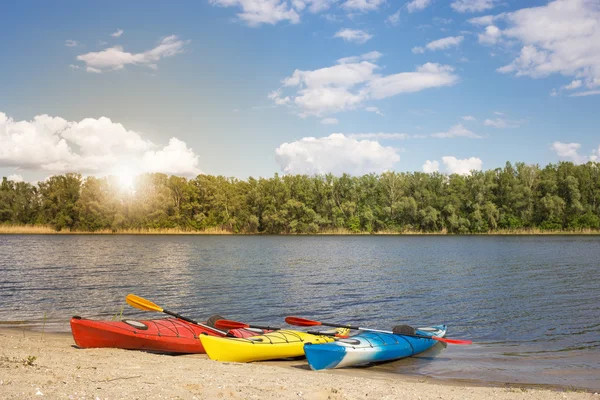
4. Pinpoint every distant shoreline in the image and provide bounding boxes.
[2,225,600,235]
